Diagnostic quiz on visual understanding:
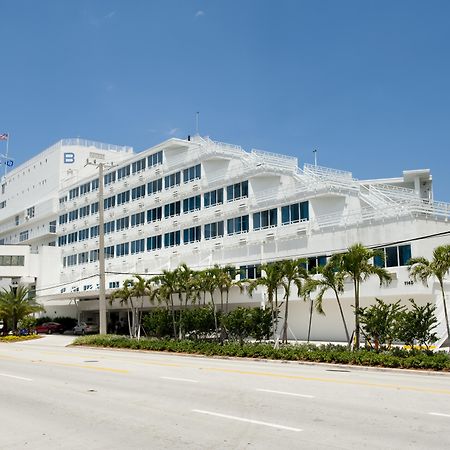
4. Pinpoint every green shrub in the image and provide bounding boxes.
[73,336,450,371]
